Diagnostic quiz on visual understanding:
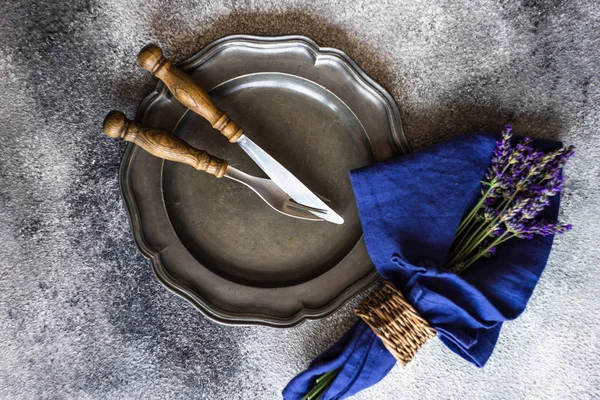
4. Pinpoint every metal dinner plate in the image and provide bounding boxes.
[122,35,408,327]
